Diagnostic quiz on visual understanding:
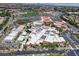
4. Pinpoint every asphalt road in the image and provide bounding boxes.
[65,21,79,32]
[0,49,65,56]
[62,33,78,56]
